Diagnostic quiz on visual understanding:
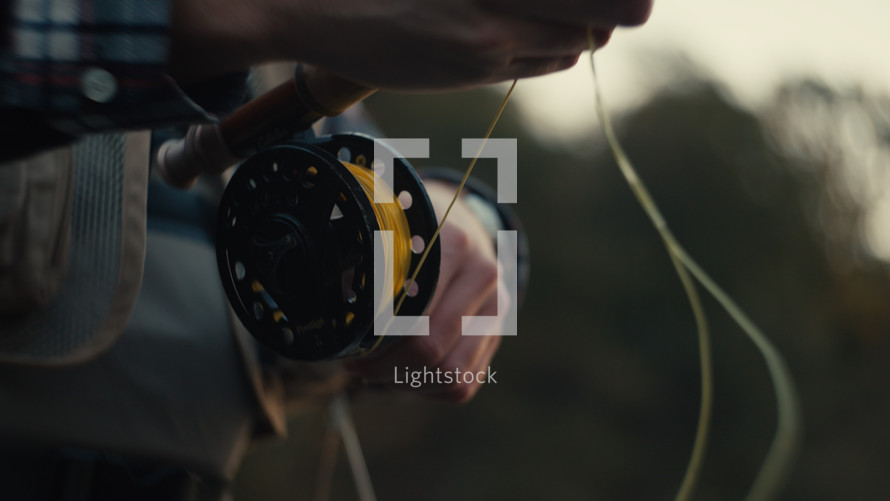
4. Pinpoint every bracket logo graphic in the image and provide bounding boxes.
[372,138,519,337]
